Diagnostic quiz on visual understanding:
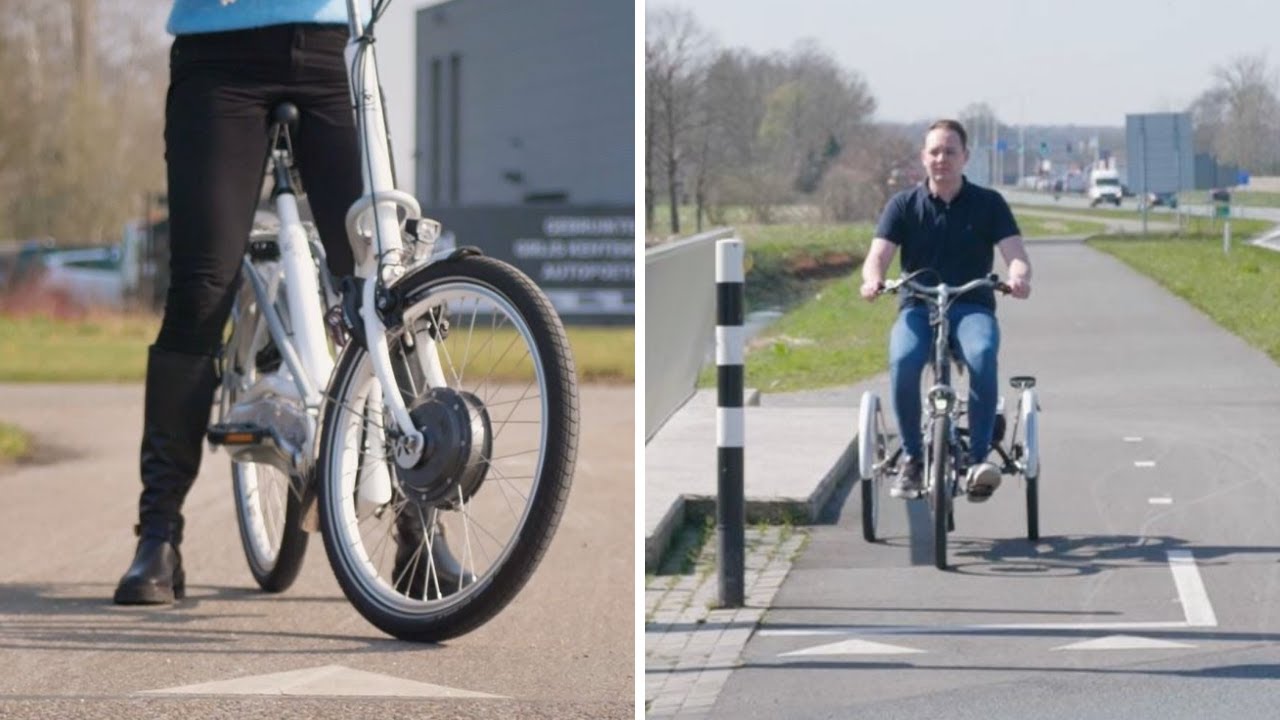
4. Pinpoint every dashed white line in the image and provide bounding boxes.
[1149,497,1173,505]
[1134,461,1156,468]
[1168,550,1217,626]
